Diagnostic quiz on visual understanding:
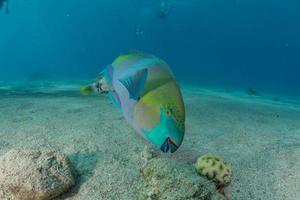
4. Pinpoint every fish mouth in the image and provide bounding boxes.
[160,137,179,153]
